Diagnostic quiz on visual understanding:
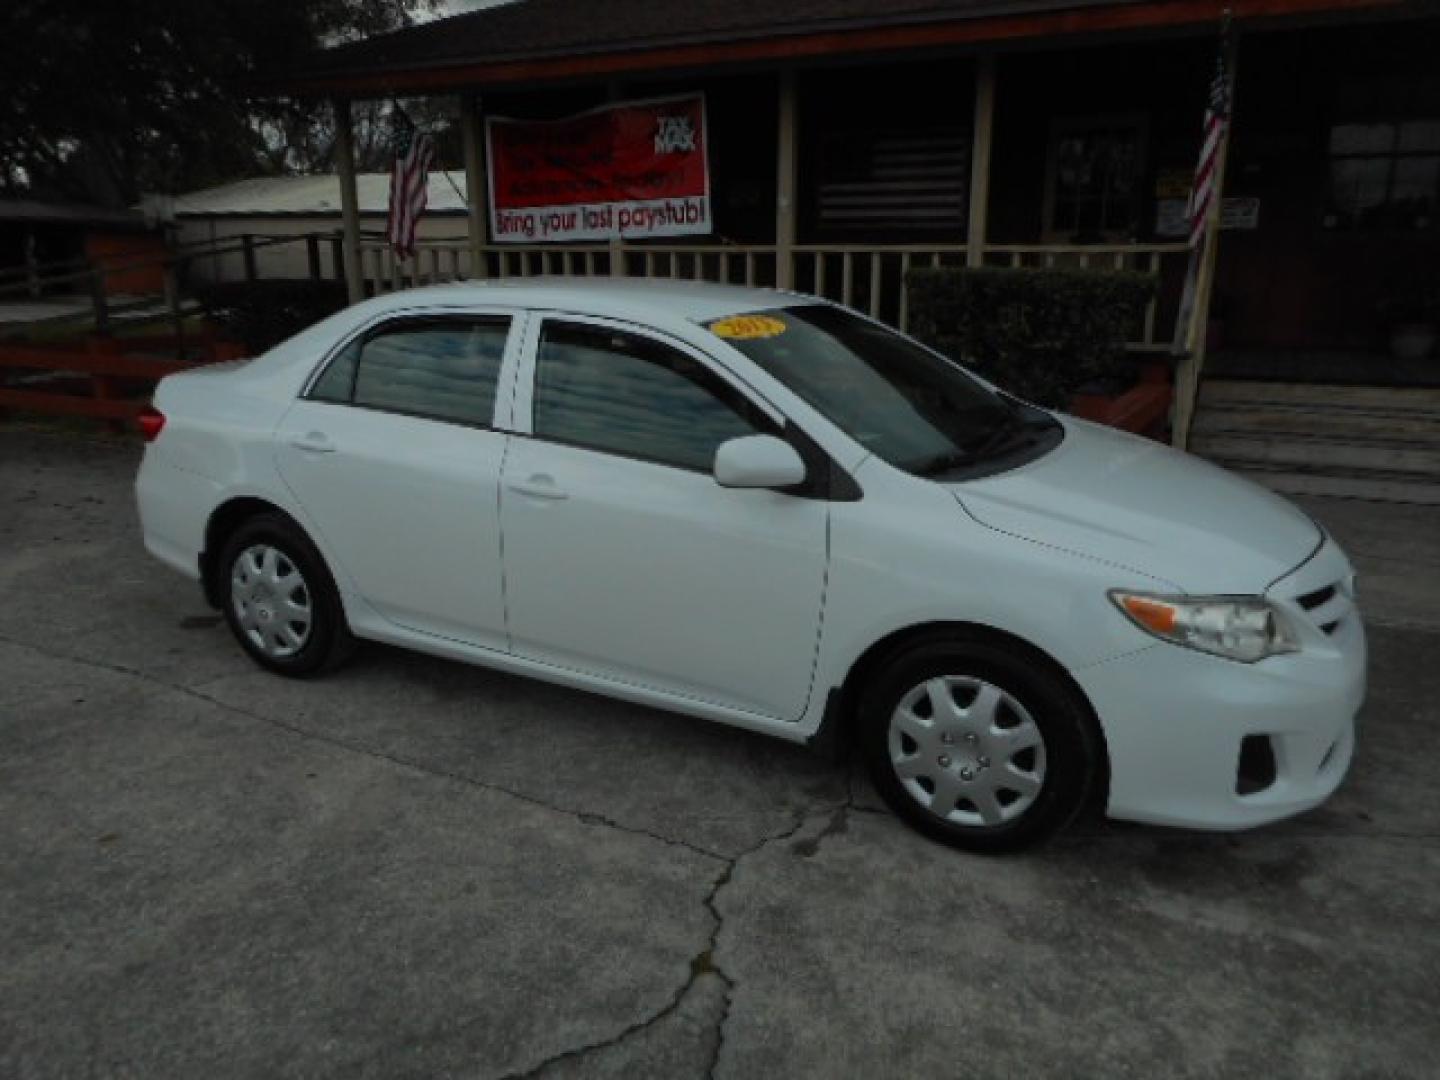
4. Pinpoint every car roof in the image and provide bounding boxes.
[369,276,822,324]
